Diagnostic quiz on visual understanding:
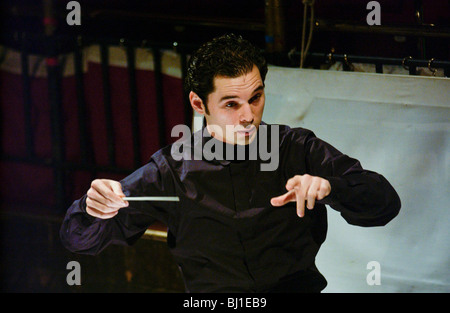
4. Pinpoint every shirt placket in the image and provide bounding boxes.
[228,161,259,290]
